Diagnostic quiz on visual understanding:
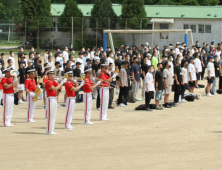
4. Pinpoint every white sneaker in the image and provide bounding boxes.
[182,99,187,103]
[85,121,94,125]
[29,119,36,123]
[118,103,126,107]
[174,103,180,105]
[46,131,57,135]
[66,126,75,130]
[6,124,14,127]
[57,104,61,107]
[206,93,212,97]
[18,99,25,104]
[100,118,109,121]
